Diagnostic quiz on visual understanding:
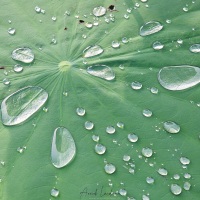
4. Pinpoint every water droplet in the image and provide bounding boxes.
[123,155,131,162]
[17,147,24,153]
[183,7,188,12]
[51,188,59,197]
[177,39,183,44]
[163,121,180,134]
[93,6,106,17]
[1,86,48,126]
[3,78,10,86]
[35,6,41,13]
[153,41,164,50]
[146,177,154,184]
[83,45,103,58]
[51,127,76,168]
[92,135,99,142]
[52,16,57,21]
[106,126,116,134]
[150,87,158,94]
[173,174,180,180]
[128,133,138,142]
[142,147,153,158]
[183,182,191,190]
[190,44,200,53]
[158,65,200,90]
[117,122,124,129]
[124,14,130,19]
[85,121,94,130]
[87,65,115,81]
[8,28,16,35]
[104,163,116,174]
[140,21,163,36]
[142,195,150,200]
[11,47,34,63]
[95,144,106,155]
[142,109,152,117]
[112,41,120,48]
[184,173,191,179]
[43,107,48,112]
[157,168,168,176]
[76,108,85,116]
[166,19,171,23]
[85,22,93,28]
[119,189,127,196]
[63,91,68,96]
[1,161,5,166]
[141,0,148,2]
[13,64,23,73]
[180,157,190,165]
[171,184,182,195]
[131,81,142,90]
